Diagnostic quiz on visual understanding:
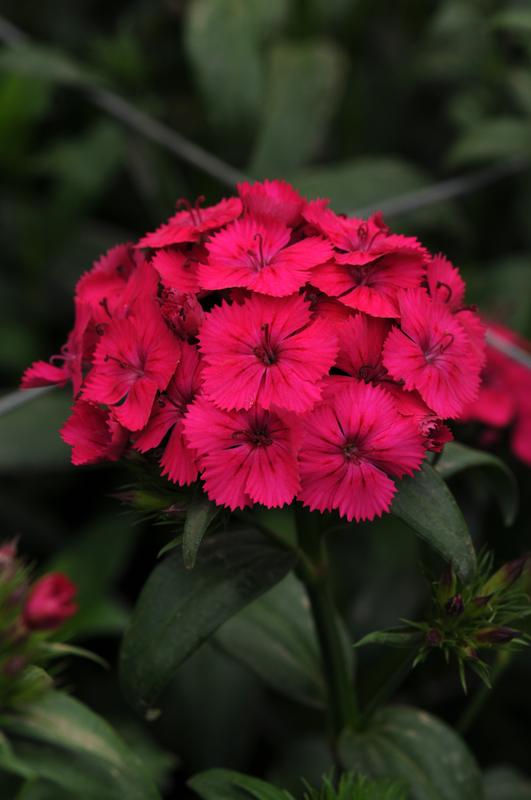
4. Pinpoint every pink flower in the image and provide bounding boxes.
[152,247,202,294]
[76,243,137,312]
[198,217,332,296]
[199,294,338,413]
[23,573,78,631]
[237,179,306,226]
[61,400,128,465]
[134,343,202,485]
[383,289,483,418]
[386,385,453,452]
[160,290,205,340]
[298,381,425,521]
[137,196,242,248]
[184,398,300,509]
[462,322,531,464]
[83,306,181,430]
[335,313,392,384]
[426,253,465,312]
[304,203,427,267]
